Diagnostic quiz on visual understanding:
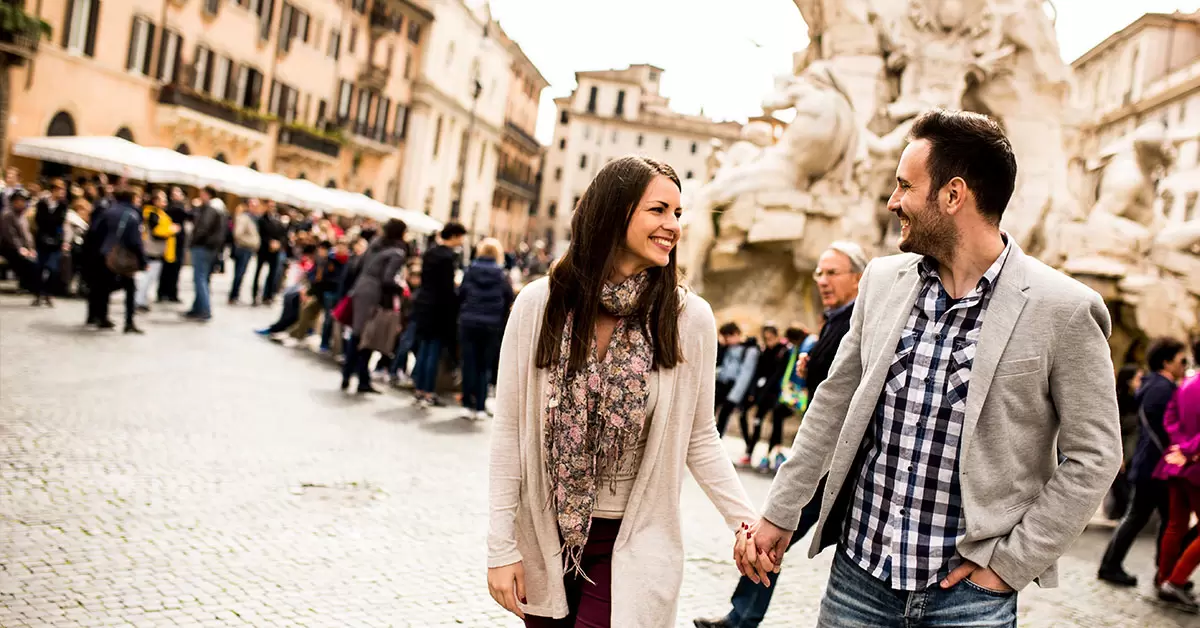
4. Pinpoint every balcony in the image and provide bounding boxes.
[358,64,389,92]
[497,167,538,199]
[157,84,269,134]
[339,119,398,155]
[504,120,541,154]
[0,2,49,66]
[370,3,404,33]
[278,124,342,159]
